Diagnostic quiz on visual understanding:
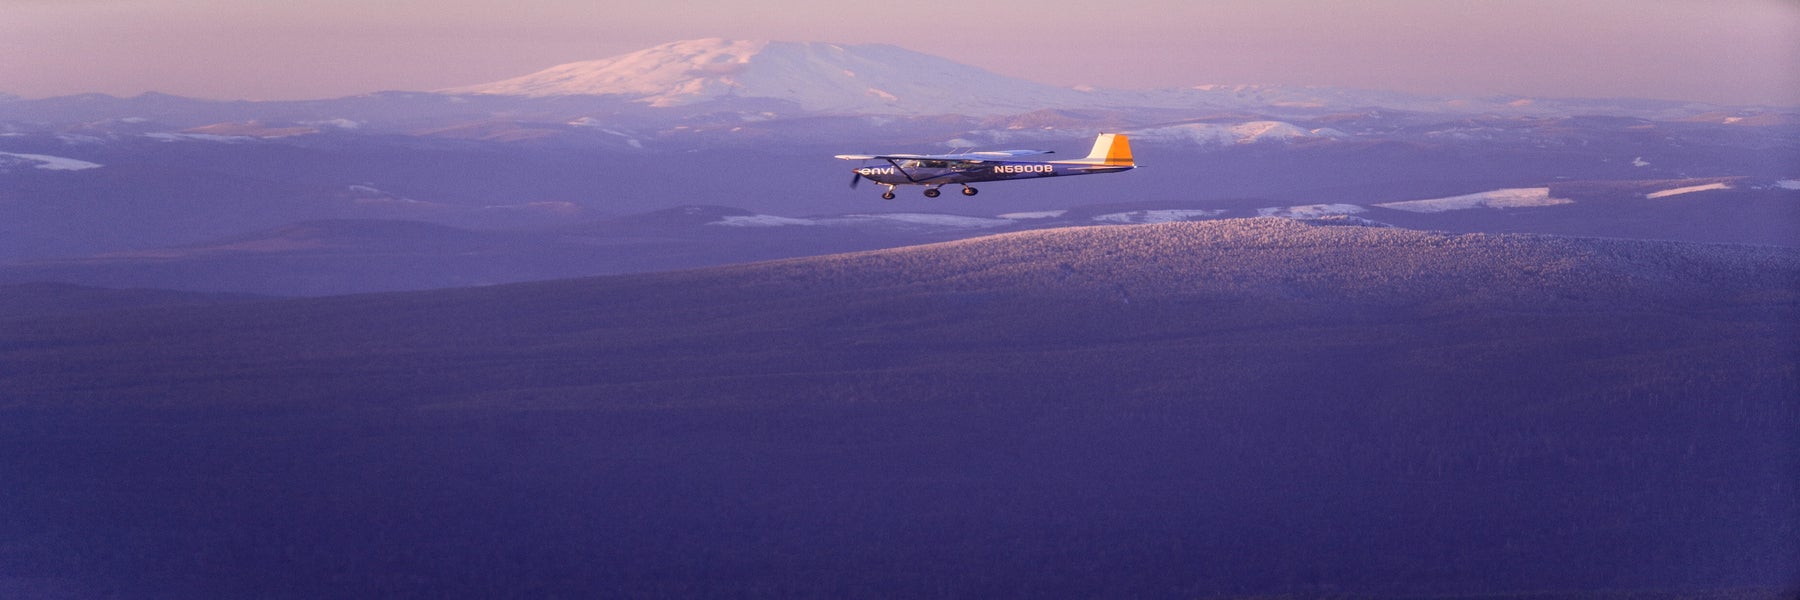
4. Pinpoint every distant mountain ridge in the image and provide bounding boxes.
[434,38,1764,119]
[3,38,1791,130]
[440,38,1096,115]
